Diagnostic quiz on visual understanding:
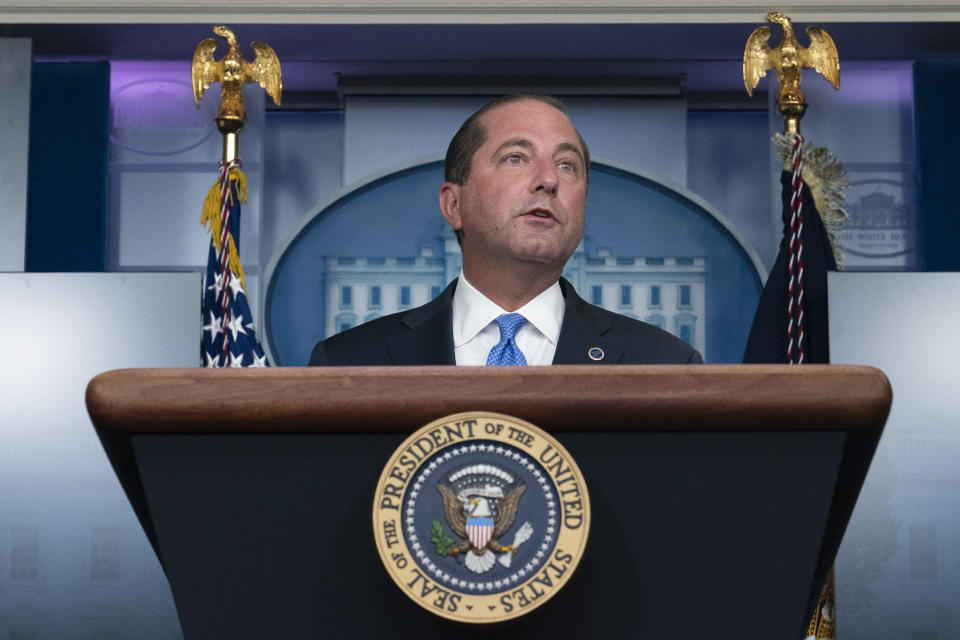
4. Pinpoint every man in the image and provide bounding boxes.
[310,95,702,366]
